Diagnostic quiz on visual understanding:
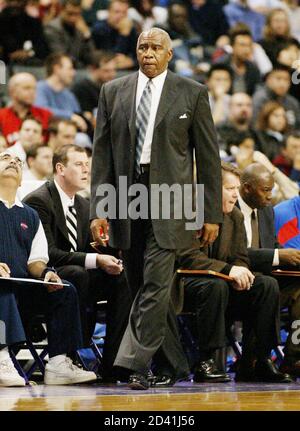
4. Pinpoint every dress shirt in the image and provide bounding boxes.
[238,195,279,265]
[136,69,167,164]
[0,196,49,264]
[54,180,97,269]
